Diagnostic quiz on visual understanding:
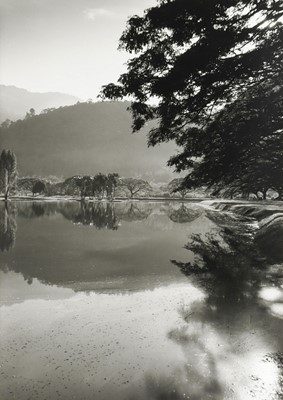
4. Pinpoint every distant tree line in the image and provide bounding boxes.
[15,172,153,200]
